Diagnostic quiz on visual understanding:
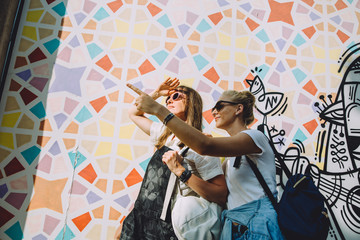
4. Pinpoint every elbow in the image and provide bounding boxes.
[209,187,228,208]
[196,147,208,156]
[218,189,228,208]
[128,106,143,120]
[195,138,213,156]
